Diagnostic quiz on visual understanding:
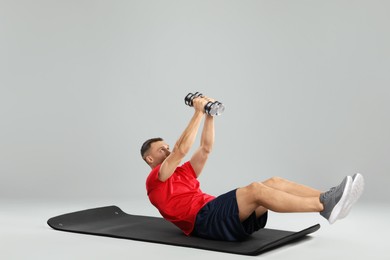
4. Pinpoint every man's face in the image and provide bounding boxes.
[147,141,171,165]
